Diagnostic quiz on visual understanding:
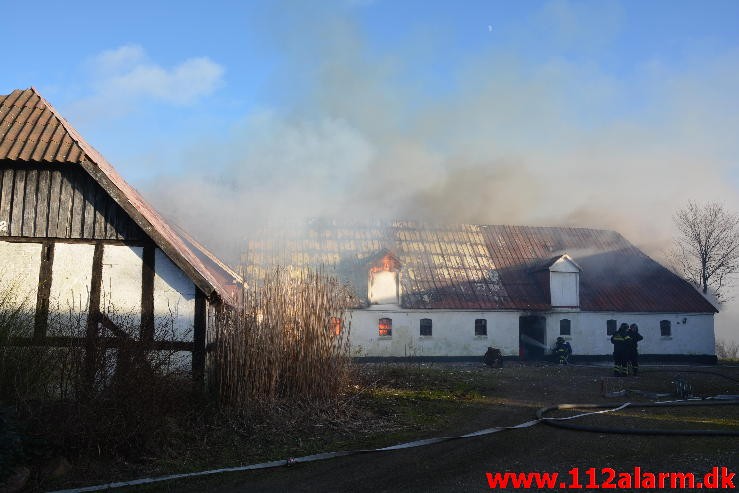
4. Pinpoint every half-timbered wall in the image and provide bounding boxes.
[47,243,94,335]
[154,249,196,342]
[101,245,144,329]
[0,241,41,336]
[0,161,144,240]
[1,239,198,341]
